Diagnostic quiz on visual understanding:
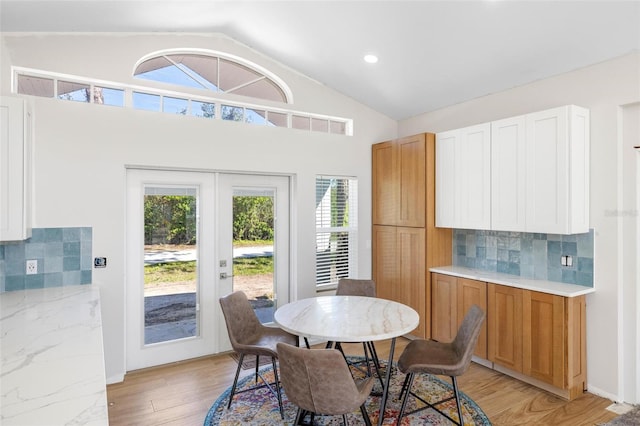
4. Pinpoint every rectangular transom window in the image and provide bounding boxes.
[315,175,358,288]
